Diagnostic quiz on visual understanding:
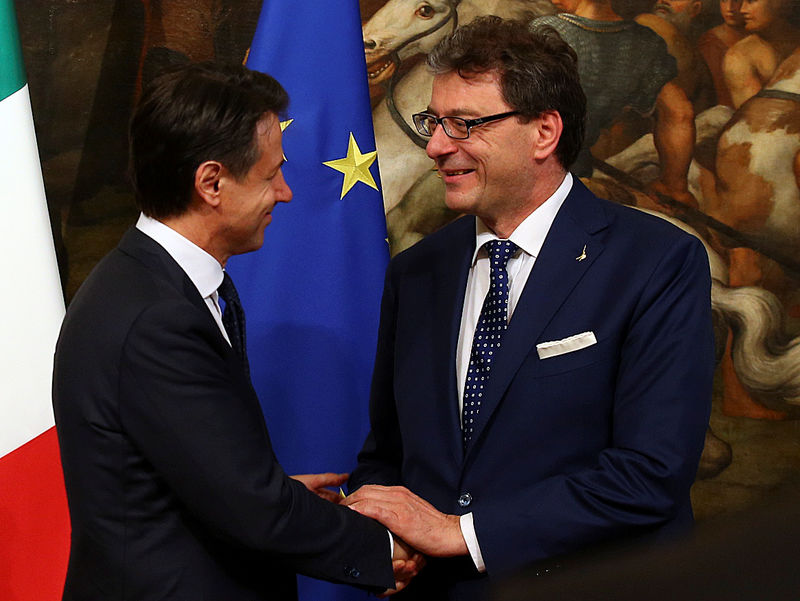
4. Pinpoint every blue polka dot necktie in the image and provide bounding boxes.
[218,272,250,379]
[462,239,518,449]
